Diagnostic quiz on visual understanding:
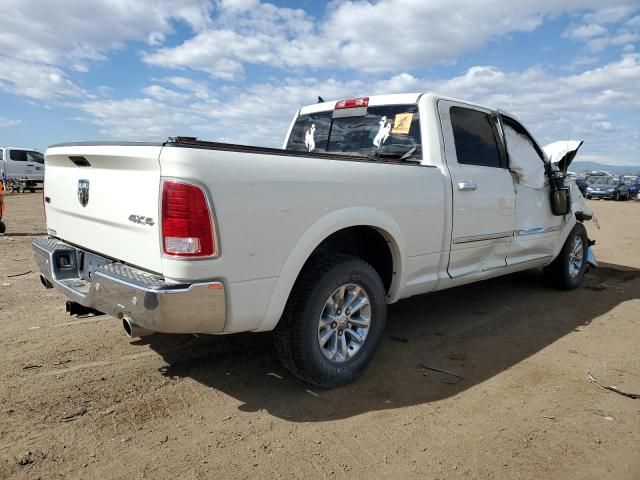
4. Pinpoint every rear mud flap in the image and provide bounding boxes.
[586,246,597,269]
